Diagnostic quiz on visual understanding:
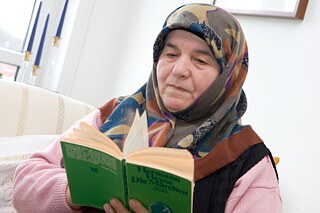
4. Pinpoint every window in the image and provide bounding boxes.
[0,0,36,80]
[0,0,35,51]
[0,62,18,81]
